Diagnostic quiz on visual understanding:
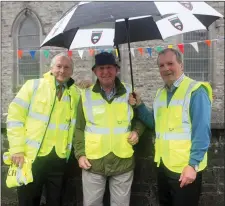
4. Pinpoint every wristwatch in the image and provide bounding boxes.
[190,164,199,172]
